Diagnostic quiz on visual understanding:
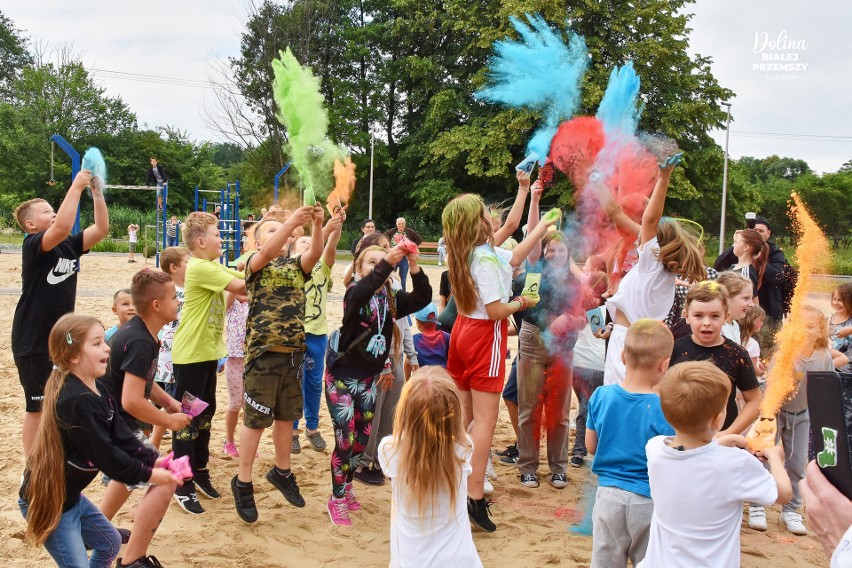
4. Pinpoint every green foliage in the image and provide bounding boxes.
[0,10,32,100]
